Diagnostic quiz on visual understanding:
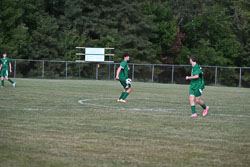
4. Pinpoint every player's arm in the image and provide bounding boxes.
[116,66,122,80]
[0,64,2,71]
[9,62,12,73]
[186,75,199,80]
